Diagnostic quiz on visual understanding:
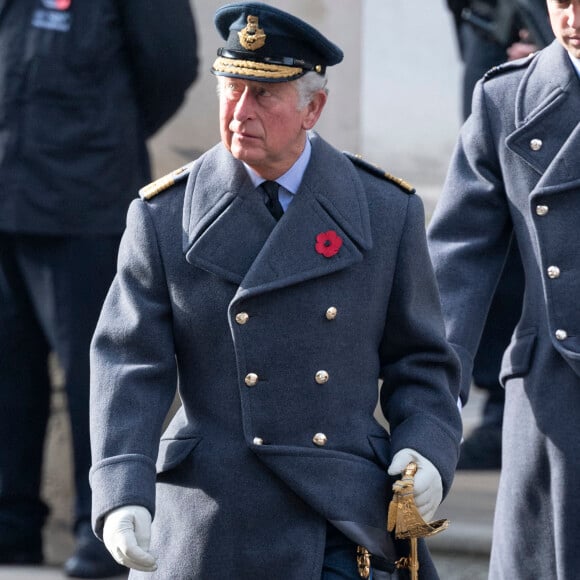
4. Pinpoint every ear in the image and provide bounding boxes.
[302,90,327,130]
